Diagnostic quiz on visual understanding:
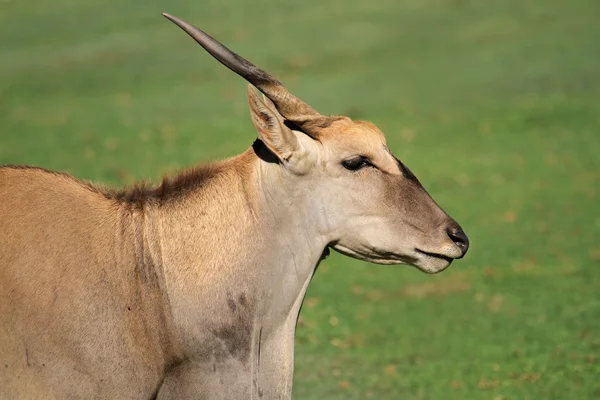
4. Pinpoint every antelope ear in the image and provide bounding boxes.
[247,85,299,162]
